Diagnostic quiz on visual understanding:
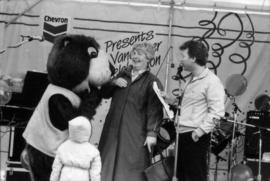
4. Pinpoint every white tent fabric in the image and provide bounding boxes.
[74,0,270,12]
